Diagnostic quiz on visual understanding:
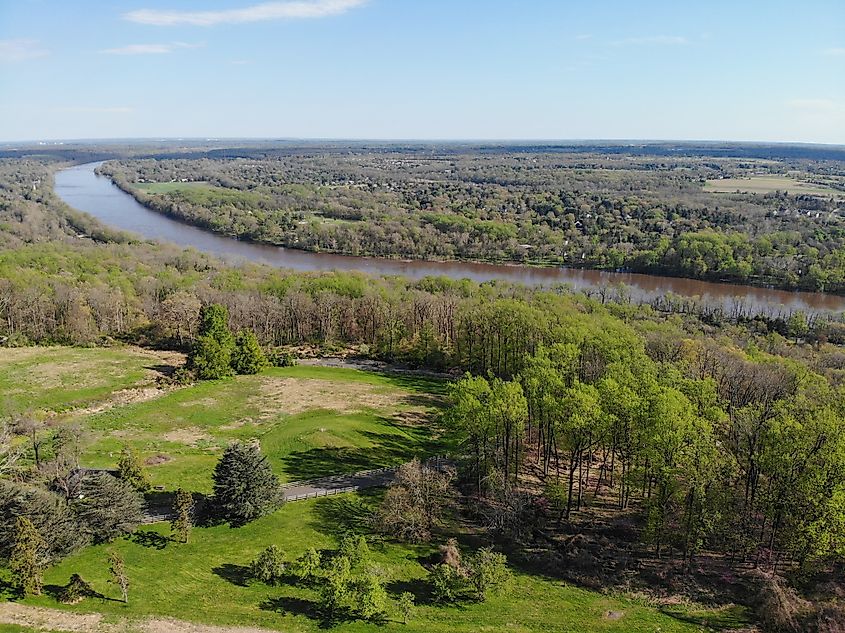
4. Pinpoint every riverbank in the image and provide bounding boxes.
[54,162,845,316]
